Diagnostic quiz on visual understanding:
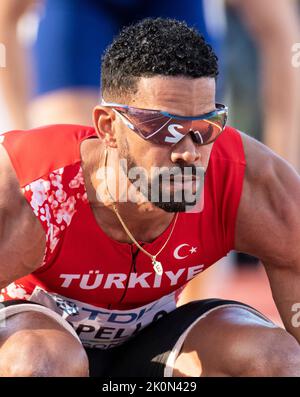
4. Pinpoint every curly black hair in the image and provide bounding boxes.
[101,18,219,100]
